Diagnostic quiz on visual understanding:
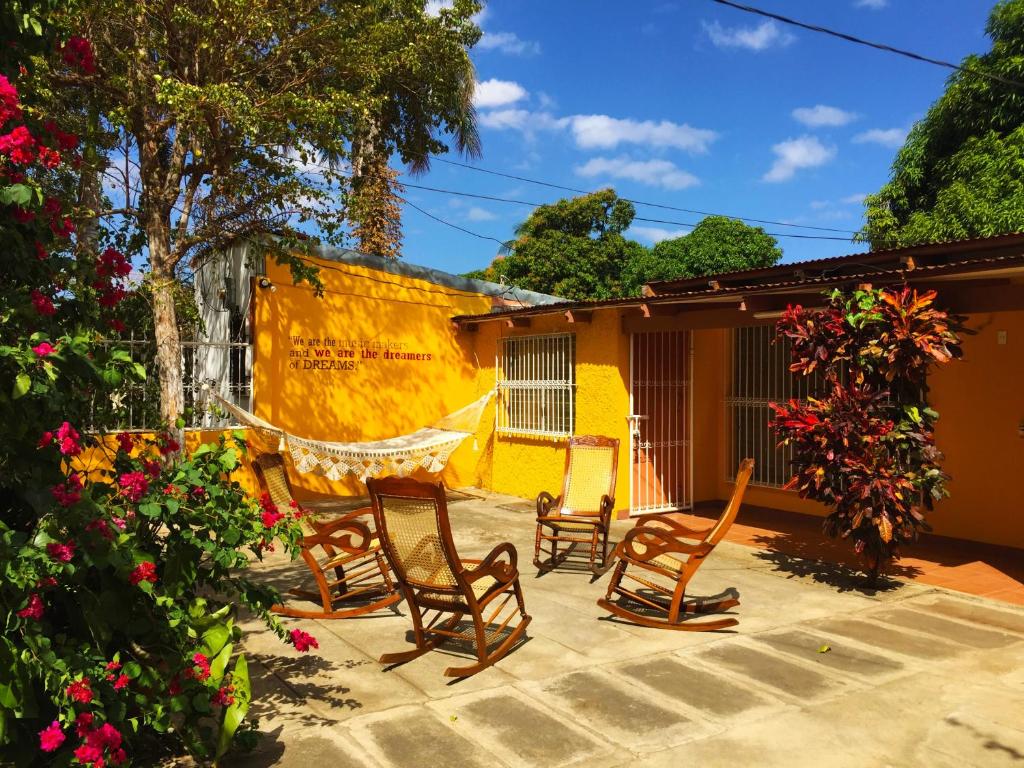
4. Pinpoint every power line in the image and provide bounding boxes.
[402,181,853,241]
[708,0,1024,90]
[429,156,860,235]
[400,197,508,246]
